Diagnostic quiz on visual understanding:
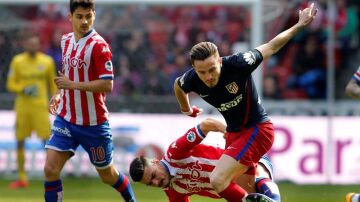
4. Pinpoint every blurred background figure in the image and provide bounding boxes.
[263,73,283,100]
[6,32,57,189]
[286,34,326,99]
